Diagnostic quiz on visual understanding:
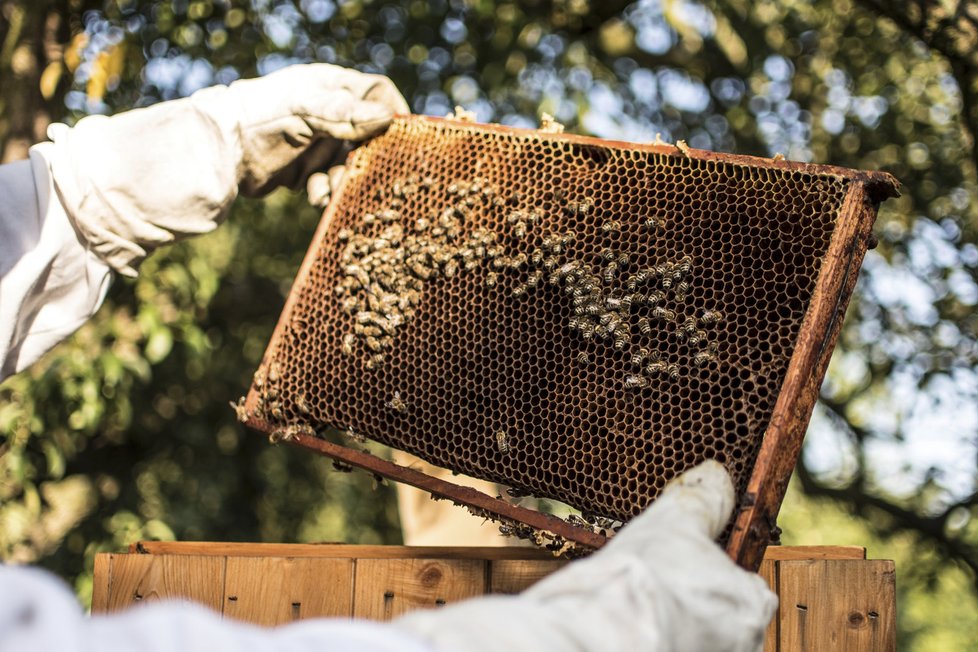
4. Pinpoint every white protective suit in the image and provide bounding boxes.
[0,63,777,651]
